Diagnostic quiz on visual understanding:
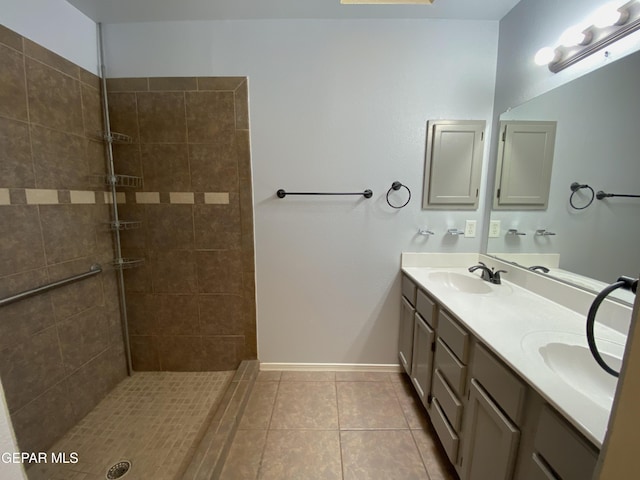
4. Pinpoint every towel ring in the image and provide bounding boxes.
[386,181,411,209]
